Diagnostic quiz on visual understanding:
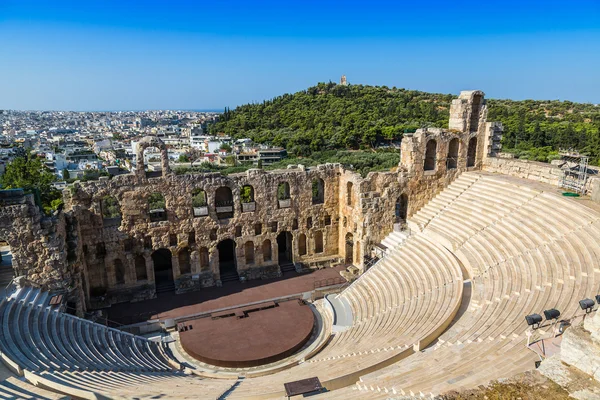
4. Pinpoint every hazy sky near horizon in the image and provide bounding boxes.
[1,0,600,111]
